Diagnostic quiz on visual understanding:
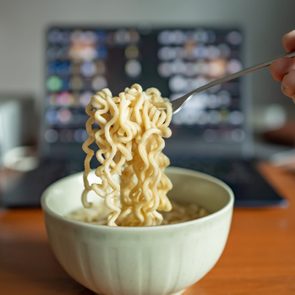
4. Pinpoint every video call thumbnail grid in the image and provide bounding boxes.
[45,27,244,144]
